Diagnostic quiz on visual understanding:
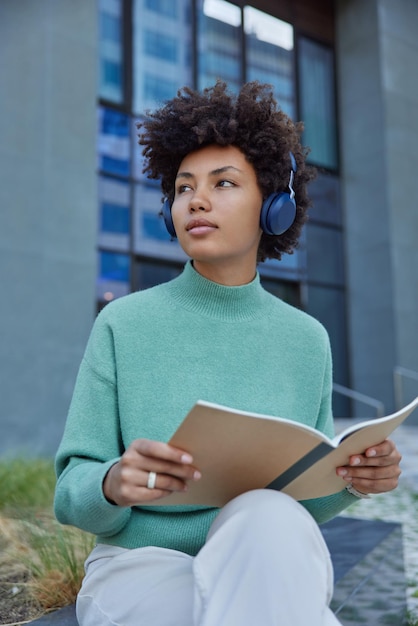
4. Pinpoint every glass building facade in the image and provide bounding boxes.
[97,0,348,408]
